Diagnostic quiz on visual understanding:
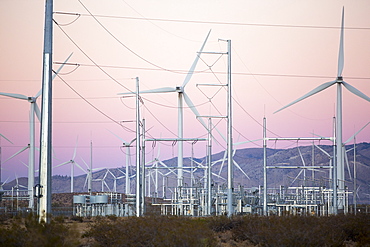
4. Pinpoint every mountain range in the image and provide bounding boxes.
[3,143,370,204]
